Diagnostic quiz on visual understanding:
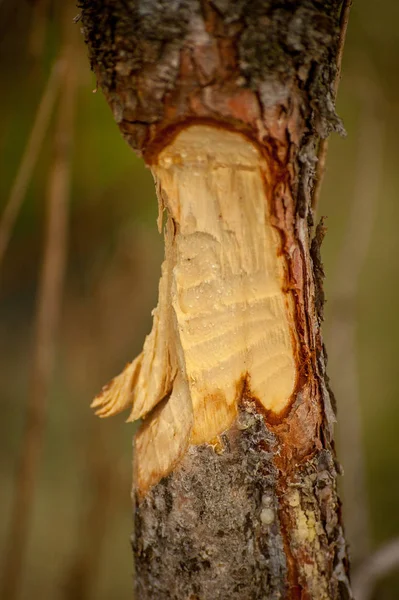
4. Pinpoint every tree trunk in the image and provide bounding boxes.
[79,1,352,598]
